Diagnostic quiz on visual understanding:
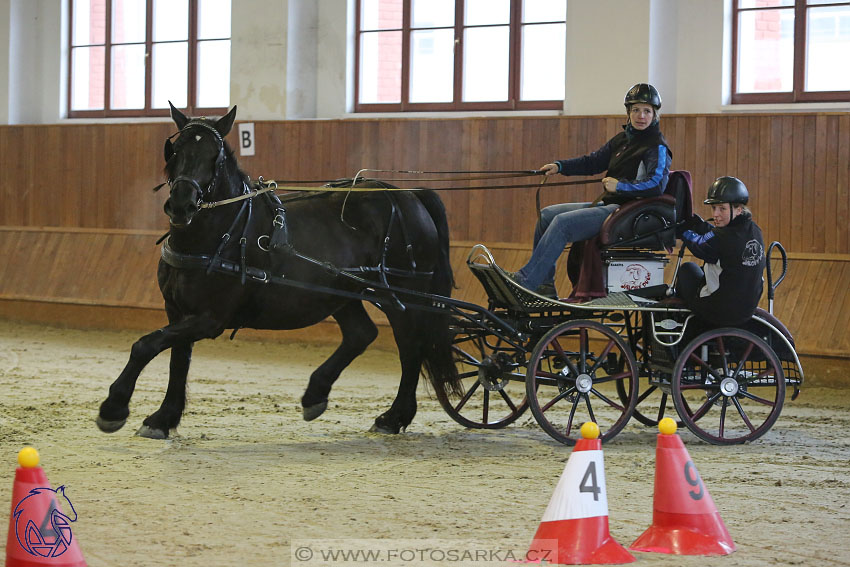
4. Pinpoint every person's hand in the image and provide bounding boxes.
[539,163,559,176]
[602,177,618,193]
[675,214,704,238]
